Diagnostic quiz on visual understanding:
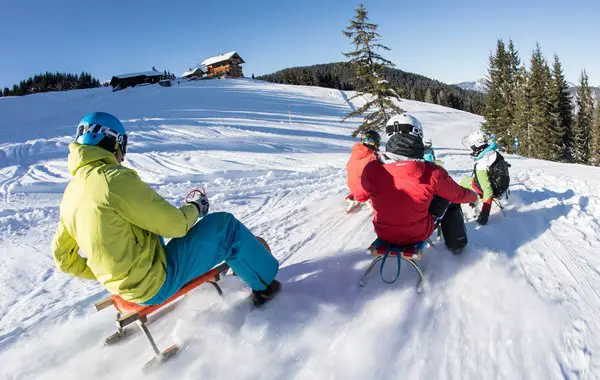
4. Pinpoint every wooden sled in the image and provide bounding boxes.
[94,262,230,371]
[94,237,271,372]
